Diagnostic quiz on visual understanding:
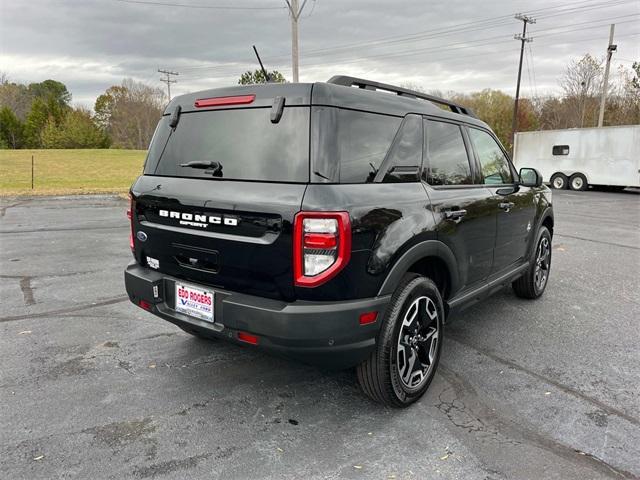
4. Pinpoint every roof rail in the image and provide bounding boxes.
[327,75,476,118]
